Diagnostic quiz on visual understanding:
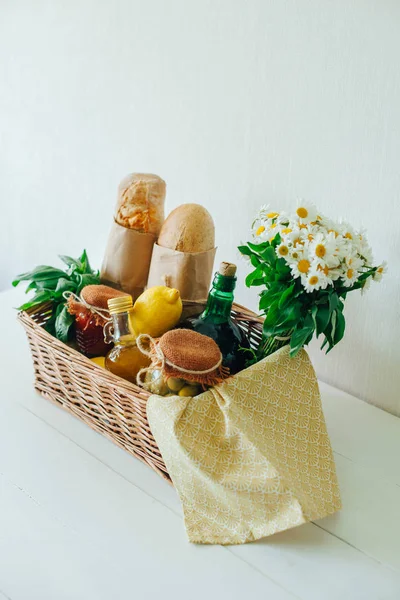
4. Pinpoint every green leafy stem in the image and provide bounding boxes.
[13,250,100,342]
[239,235,378,358]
